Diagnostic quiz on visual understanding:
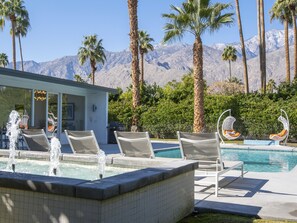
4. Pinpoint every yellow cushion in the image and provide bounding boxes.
[269,129,287,139]
[224,129,240,137]
[278,129,287,137]
[48,125,55,133]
